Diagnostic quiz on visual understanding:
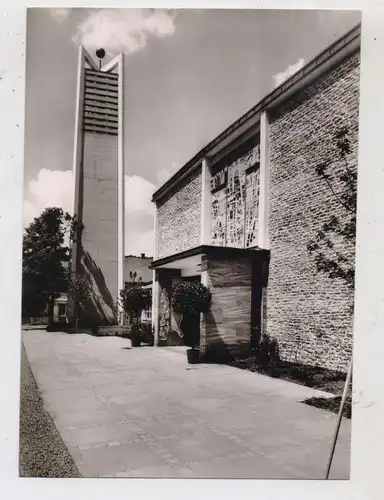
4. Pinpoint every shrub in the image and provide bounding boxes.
[254,333,280,368]
[67,274,92,328]
[288,365,311,382]
[171,281,211,351]
[137,322,153,345]
[120,273,151,326]
[172,281,212,315]
[304,395,352,419]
